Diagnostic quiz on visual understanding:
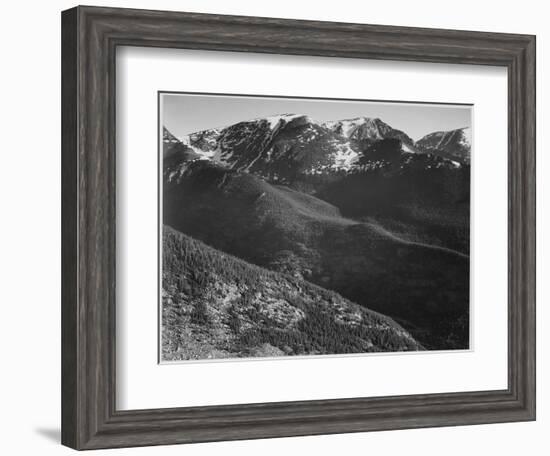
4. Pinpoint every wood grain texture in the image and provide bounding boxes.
[61,5,536,450]
[61,7,78,449]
